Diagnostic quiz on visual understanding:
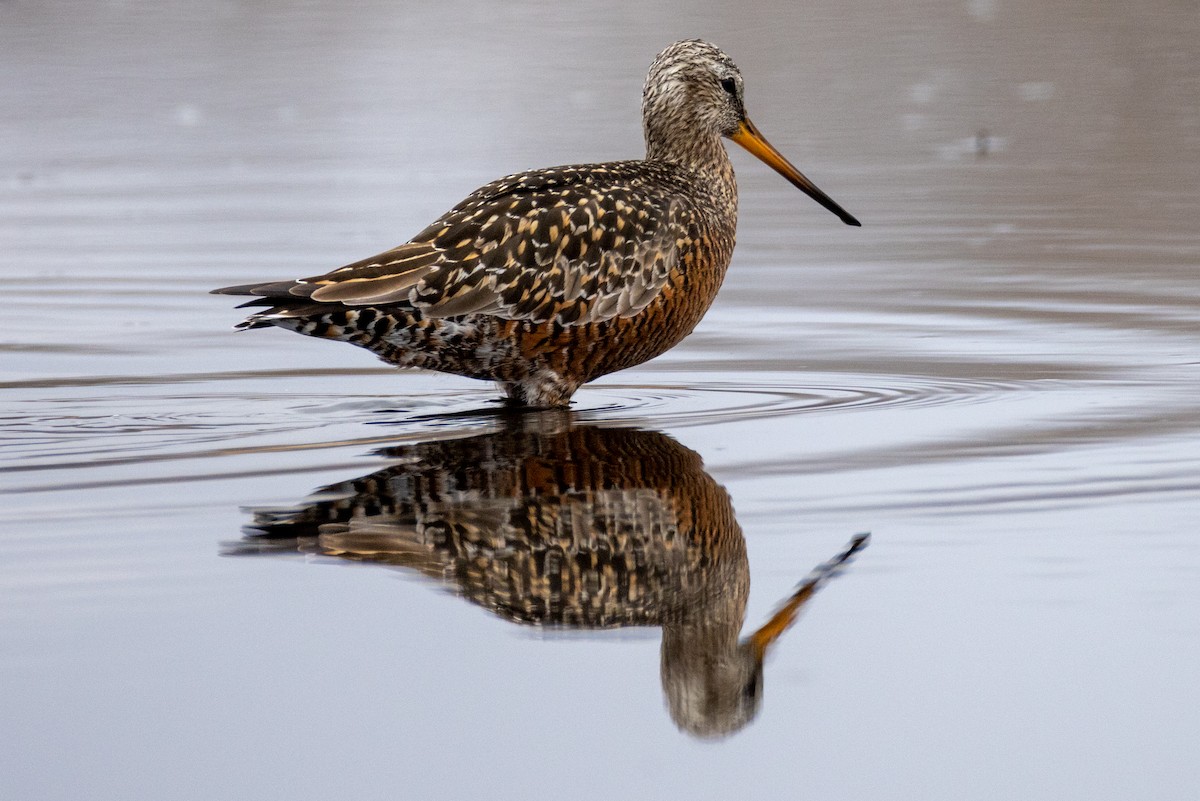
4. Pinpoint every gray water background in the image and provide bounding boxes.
[2,1,1199,799]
